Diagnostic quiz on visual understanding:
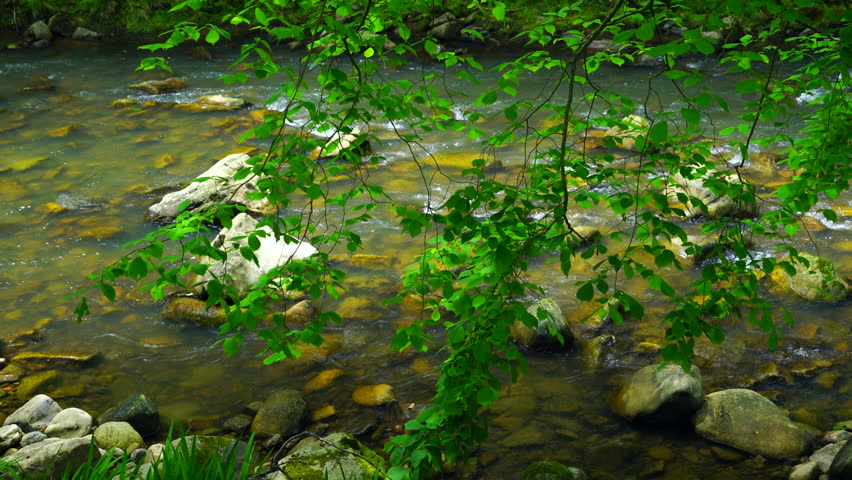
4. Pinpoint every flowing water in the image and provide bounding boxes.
[0,37,850,479]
